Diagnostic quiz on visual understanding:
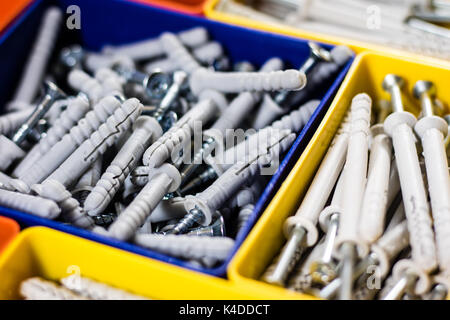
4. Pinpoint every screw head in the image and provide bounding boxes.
[44,80,67,100]
[145,71,172,100]
[59,45,85,68]
[412,80,436,99]
[308,42,332,62]
[382,74,405,92]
